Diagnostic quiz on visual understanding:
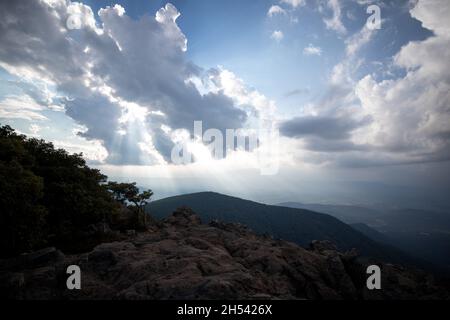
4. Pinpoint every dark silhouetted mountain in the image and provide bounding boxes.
[278,202,382,225]
[348,224,450,273]
[349,223,390,245]
[376,209,450,234]
[279,202,450,273]
[147,192,419,267]
[375,210,450,271]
